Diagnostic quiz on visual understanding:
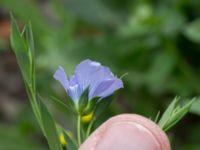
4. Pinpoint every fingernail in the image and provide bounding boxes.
[95,122,160,150]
